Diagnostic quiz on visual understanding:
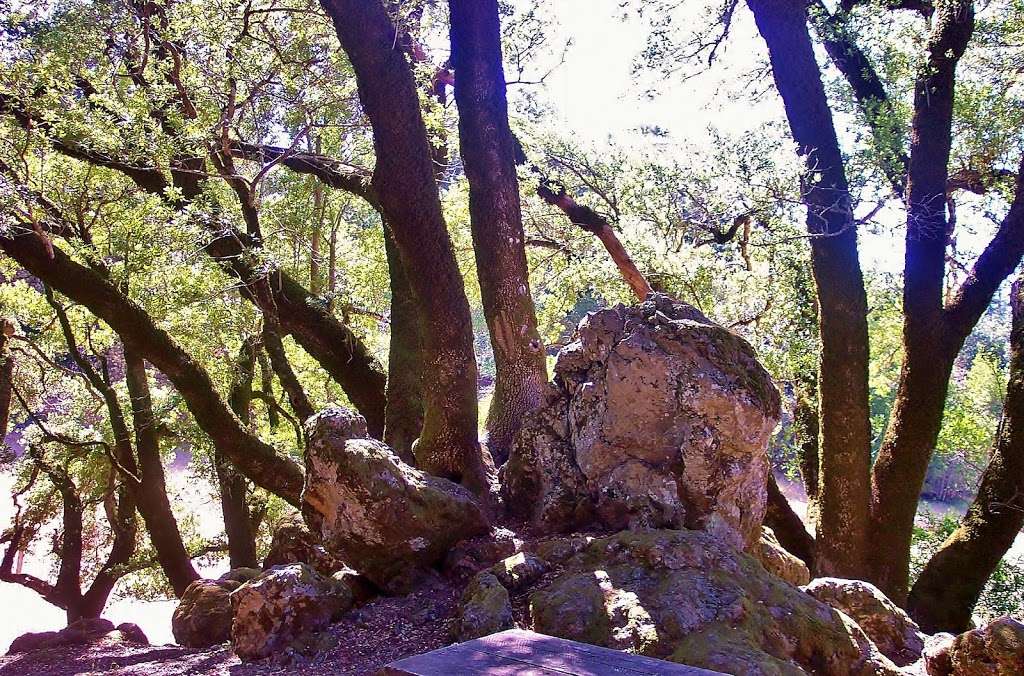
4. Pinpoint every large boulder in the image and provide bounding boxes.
[172,578,241,648]
[503,294,781,549]
[803,578,924,667]
[523,529,898,676]
[229,563,353,661]
[925,616,1024,675]
[302,407,489,592]
[263,513,344,577]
